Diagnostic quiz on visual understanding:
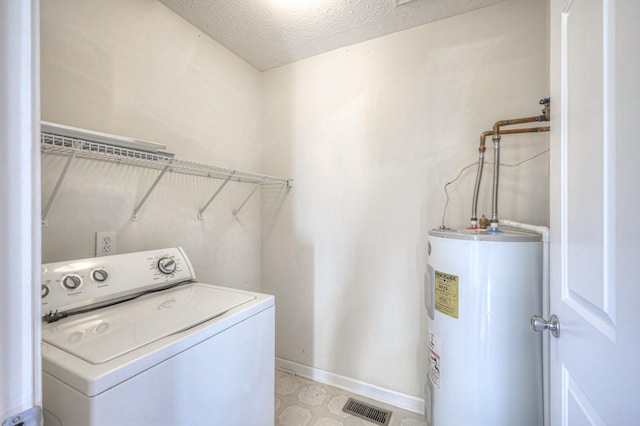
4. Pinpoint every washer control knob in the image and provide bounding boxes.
[91,269,109,282]
[42,285,49,298]
[157,257,176,275]
[62,274,82,290]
